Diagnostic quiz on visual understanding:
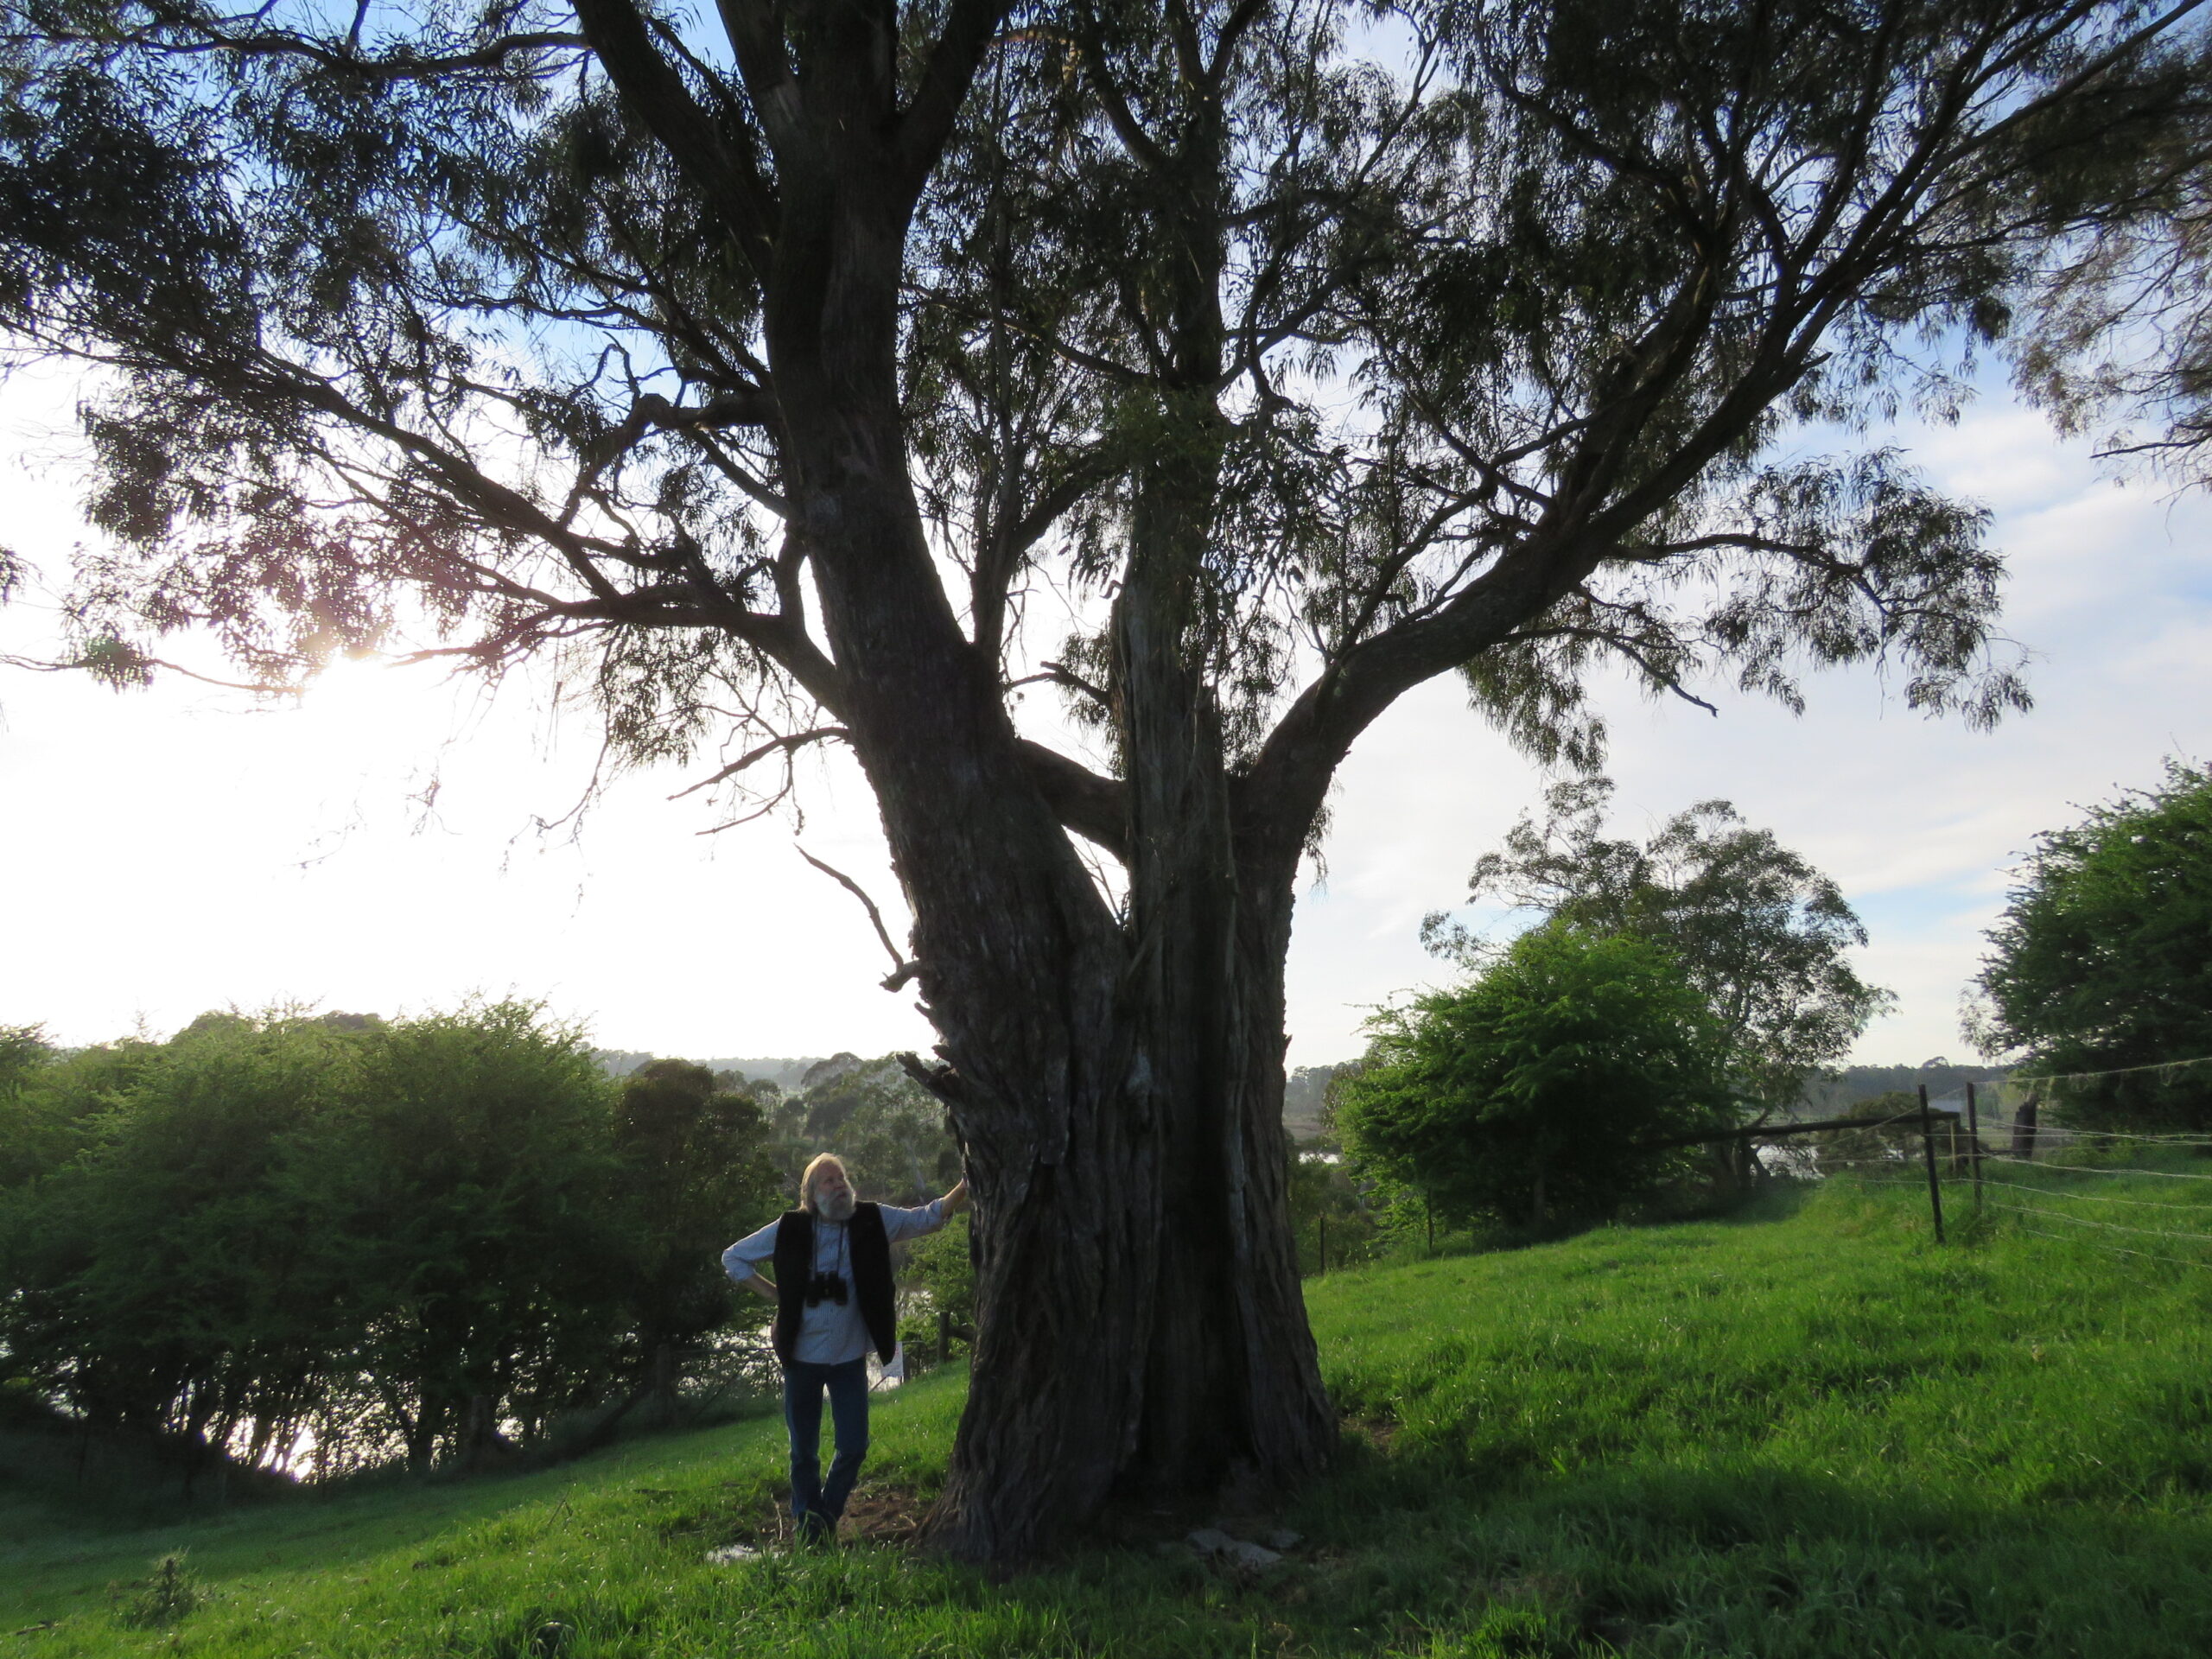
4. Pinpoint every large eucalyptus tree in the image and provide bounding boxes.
[0,0,2201,1557]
